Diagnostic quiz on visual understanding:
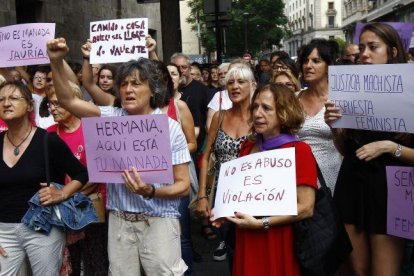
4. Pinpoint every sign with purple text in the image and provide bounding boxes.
[0,23,55,67]
[329,64,414,133]
[90,18,148,64]
[82,114,173,184]
[354,22,414,52]
[386,166,414,240]
[213,148,297,220]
